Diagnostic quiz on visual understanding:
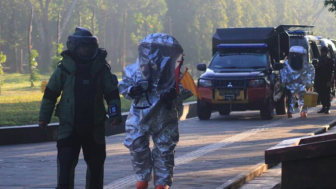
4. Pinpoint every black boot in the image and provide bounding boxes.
[318,107,326,113]
[325,107,330,114]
